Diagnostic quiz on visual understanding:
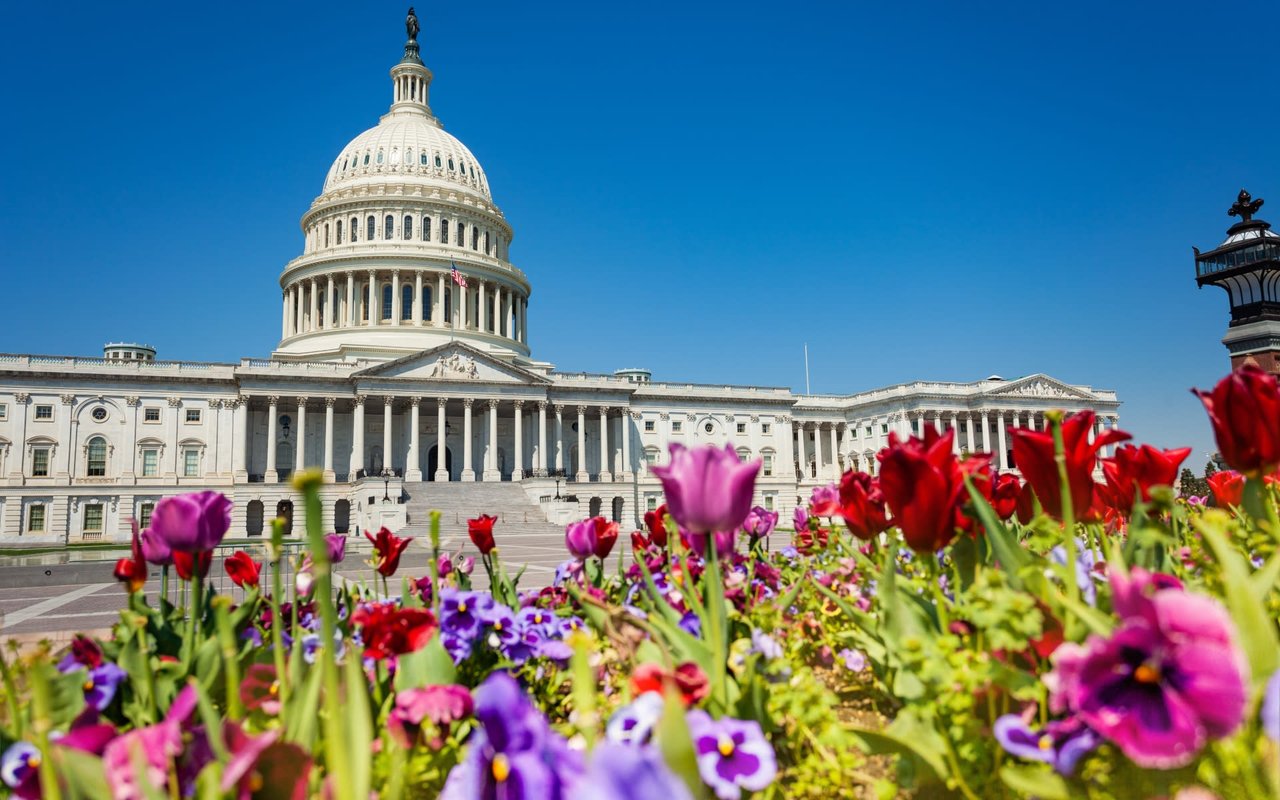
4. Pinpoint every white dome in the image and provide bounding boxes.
[323,114,492,199]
